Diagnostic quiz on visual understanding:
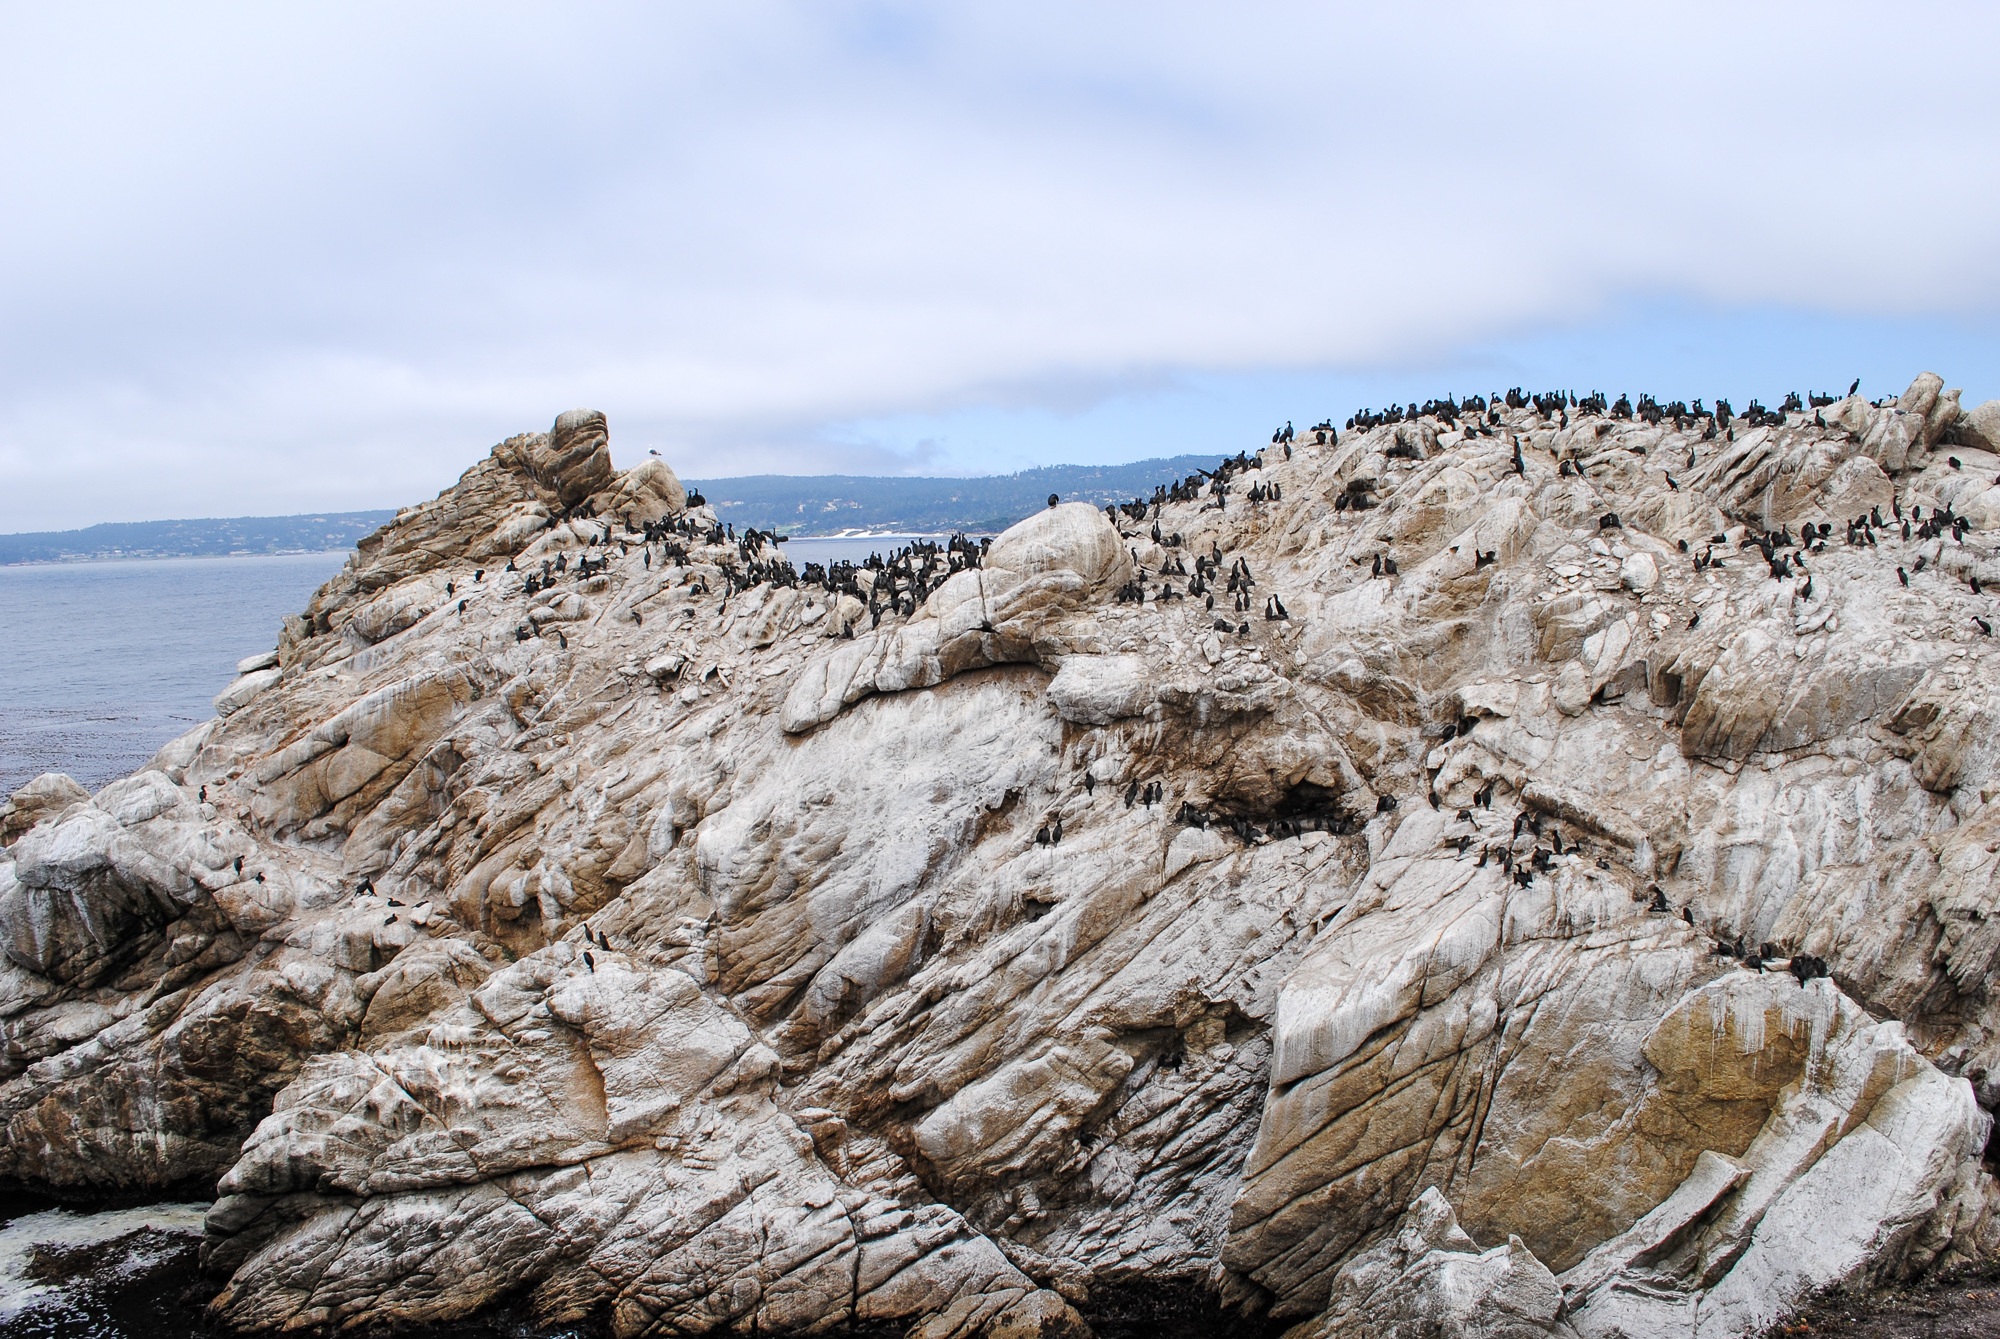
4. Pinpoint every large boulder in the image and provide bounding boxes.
[1047,654,1153,724]
[780,504,1137,732]
[0,773,89,847]
[1286,1188,1575,1339]
[517,408,616,508]
[598,457,688,526]
[985,502,1133,587]
[0,798,198,984]
[1899,371,1959,448]
[1954,398,2000,453]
